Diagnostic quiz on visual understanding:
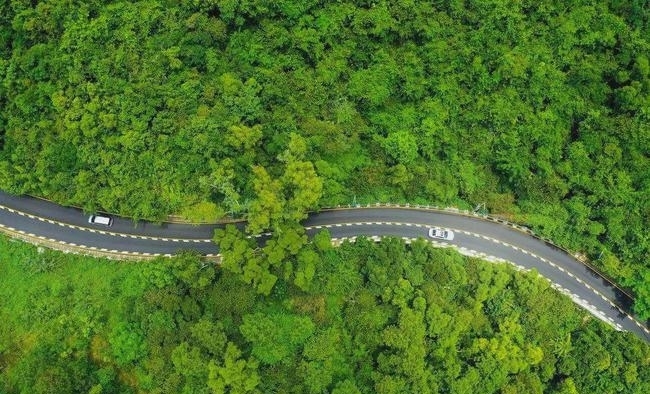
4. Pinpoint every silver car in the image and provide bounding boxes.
[428,227,454,240]
[88,215,113,226]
